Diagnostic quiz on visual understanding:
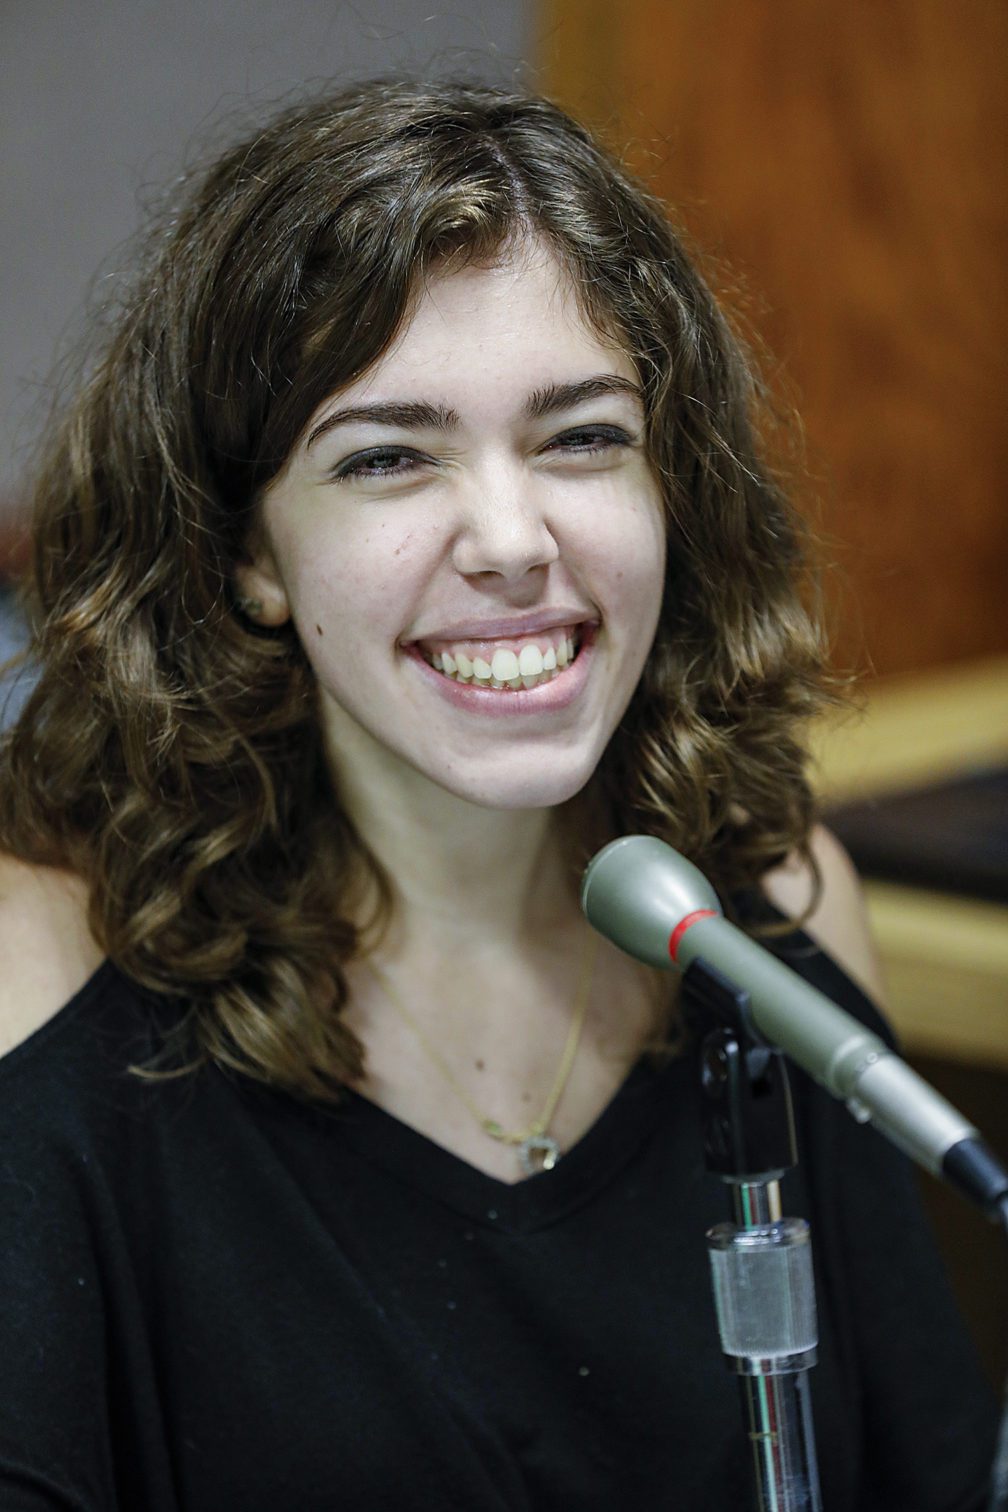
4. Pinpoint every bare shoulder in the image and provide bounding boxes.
[760,824,887,1007]
[0,851,105,1057]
